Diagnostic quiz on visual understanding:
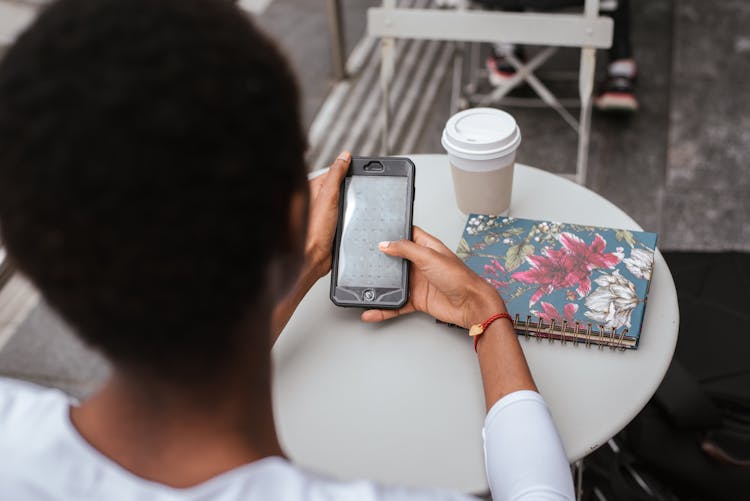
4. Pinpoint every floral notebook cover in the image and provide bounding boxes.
[457,215,658,349]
